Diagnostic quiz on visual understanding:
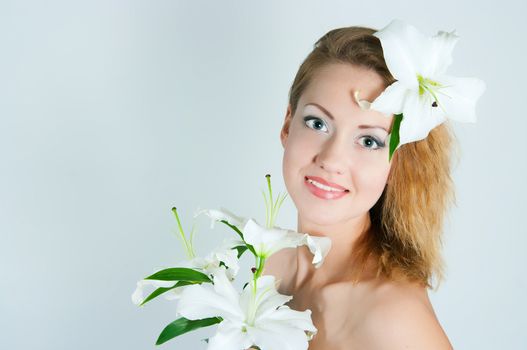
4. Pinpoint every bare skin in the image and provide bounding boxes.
[263,63,454,349]
[264,234,453,349]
